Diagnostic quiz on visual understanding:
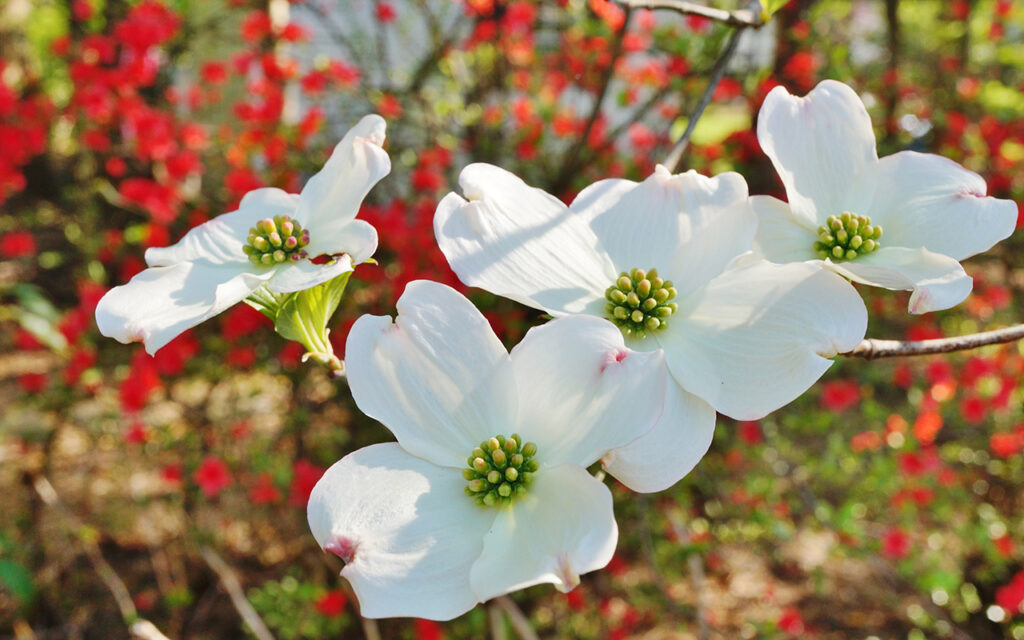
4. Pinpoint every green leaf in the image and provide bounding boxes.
[9,284,69,353]
[0,560,36,608]
[761,0,789,21]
